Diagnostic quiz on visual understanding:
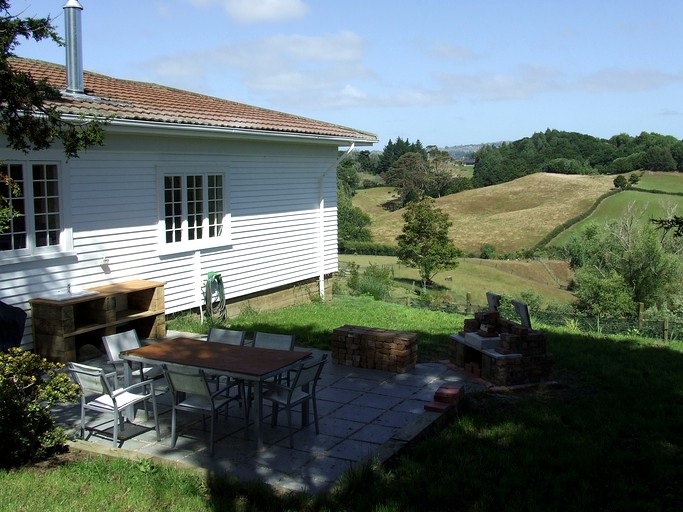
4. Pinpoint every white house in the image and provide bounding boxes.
[0,3,377,357]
